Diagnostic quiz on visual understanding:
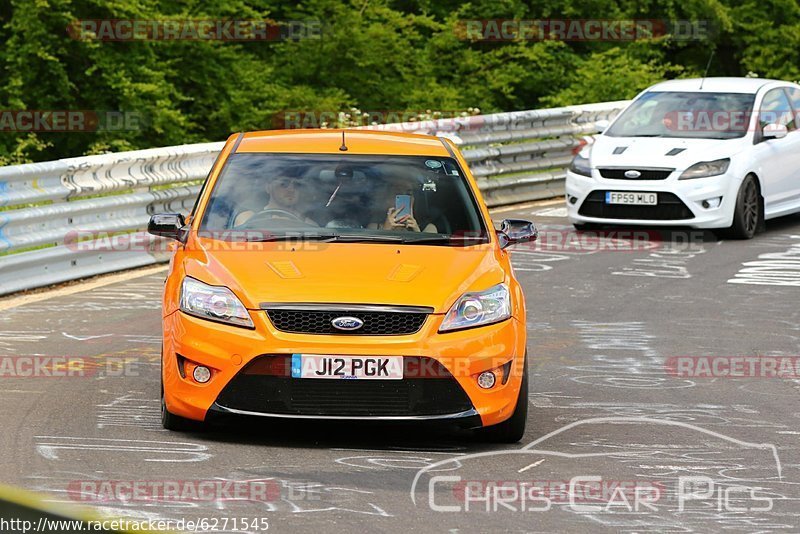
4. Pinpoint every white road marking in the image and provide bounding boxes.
[728,235,800,286]
[517,459,545,473]
[489,198,563,214]
[62,333,113,341]
[34,436,211,463]
[533,206,568,217]
[612,246,707,279]
[331,448,466,455]
[335,455,463,471]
